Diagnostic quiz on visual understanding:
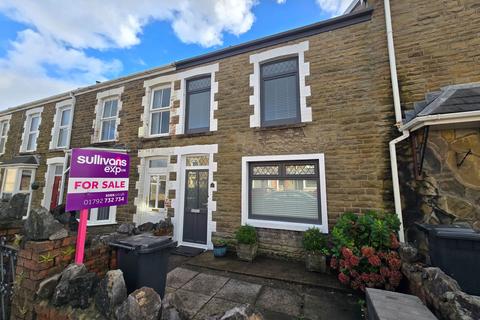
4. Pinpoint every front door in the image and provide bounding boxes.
[183,170,208,244]
[50,176,62,209]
